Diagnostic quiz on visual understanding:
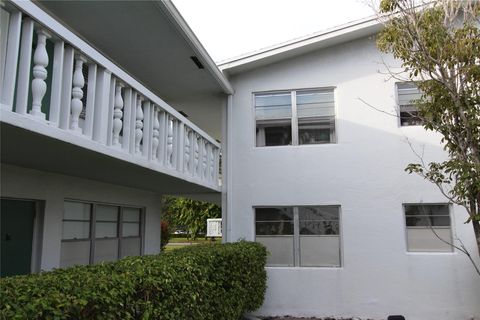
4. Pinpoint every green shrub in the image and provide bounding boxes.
[0,241,267,320]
